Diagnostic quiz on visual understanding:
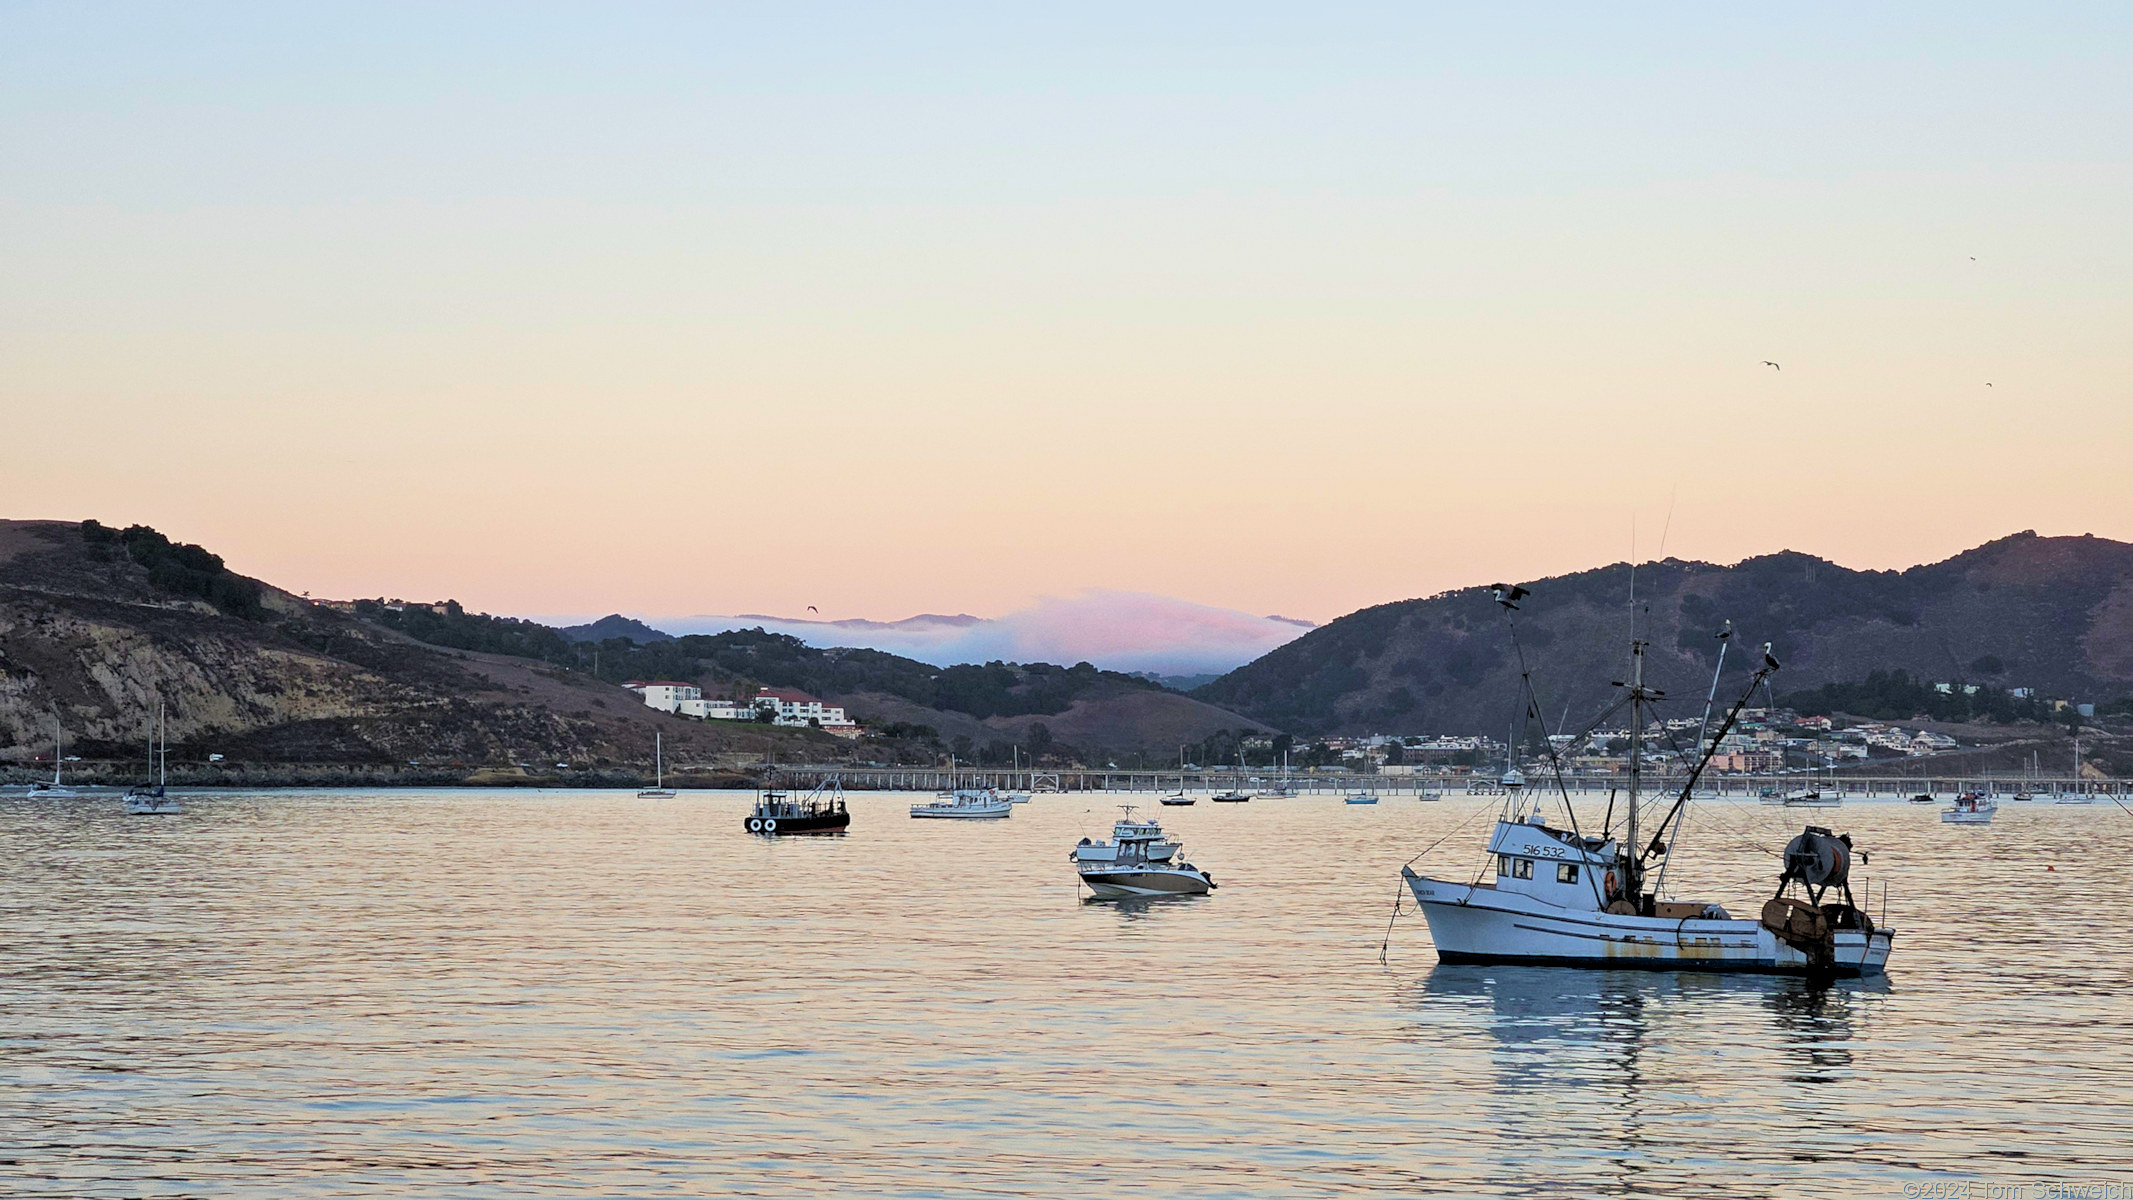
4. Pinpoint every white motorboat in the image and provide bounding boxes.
[1398,584,1893,977]
[124,701,184,815]
[1070,808,1181,865]
[26,714,76,799]
[2053,792,2095,805]
[910,788,1013,819]
[638,732,677,798]
[1941,792,1997,824]
[1072,807,1213,897]
[1761,787,1842,808]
